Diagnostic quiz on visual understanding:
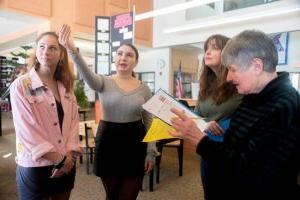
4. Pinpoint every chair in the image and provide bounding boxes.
[147,99,188,191]
[148,138,184,191]
[78,120,97,174]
